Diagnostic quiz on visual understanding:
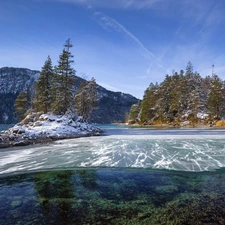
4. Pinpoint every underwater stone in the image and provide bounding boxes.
[10,200,21,207]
